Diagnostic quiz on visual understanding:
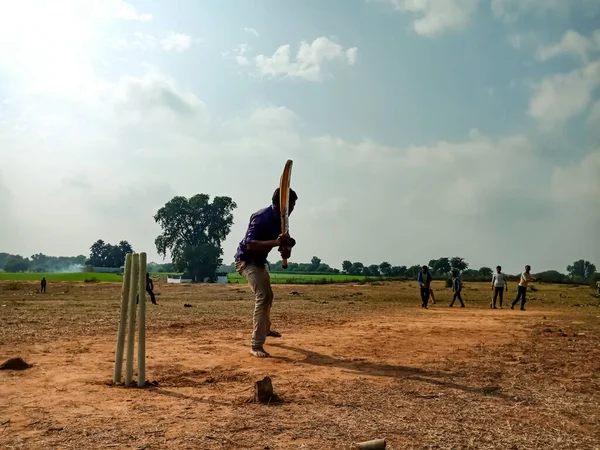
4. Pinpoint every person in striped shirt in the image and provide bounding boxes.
[511,265,536,311]
[491,266,508,309]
